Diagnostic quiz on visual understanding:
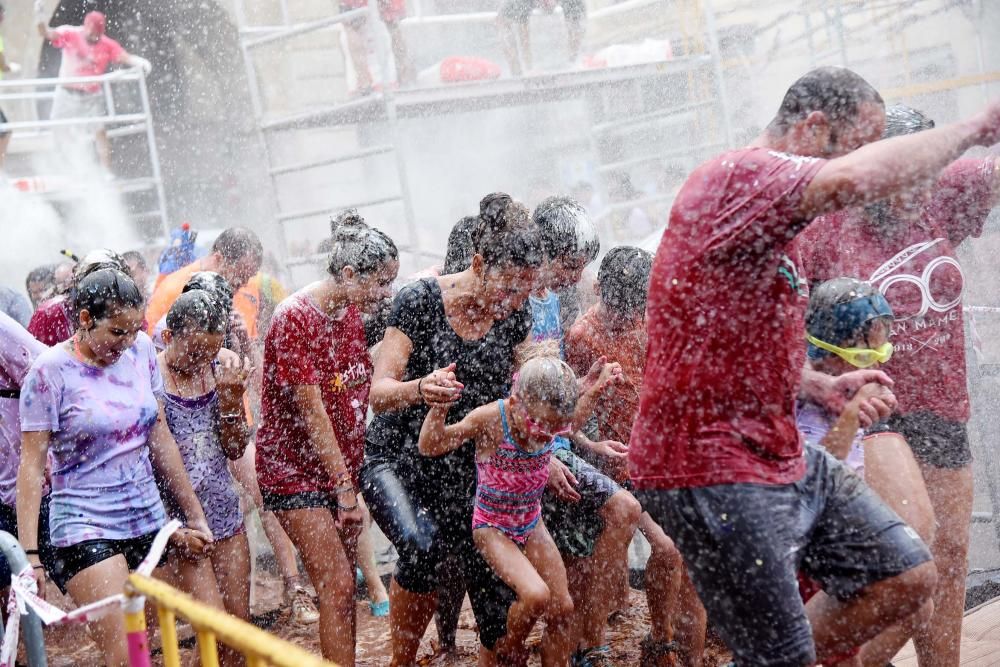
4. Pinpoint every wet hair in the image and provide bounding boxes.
[598,246,653,317]
[182,271,234,316]
[514,339,561,370]
[166,290,228,335]
[443,216,479,274]
[882,104,935,139]
[472,193,543,270]
[768,67,884,136]
[73,248,131,284]
[326,209,399,278]
[805,278,893,359]
[73,269,144,324]
[212,227,263,264]
[25,265,55,290]
[512,355,579,418]
[864,104,936,226]
[122,250,149,272]
[533,196,600,264]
